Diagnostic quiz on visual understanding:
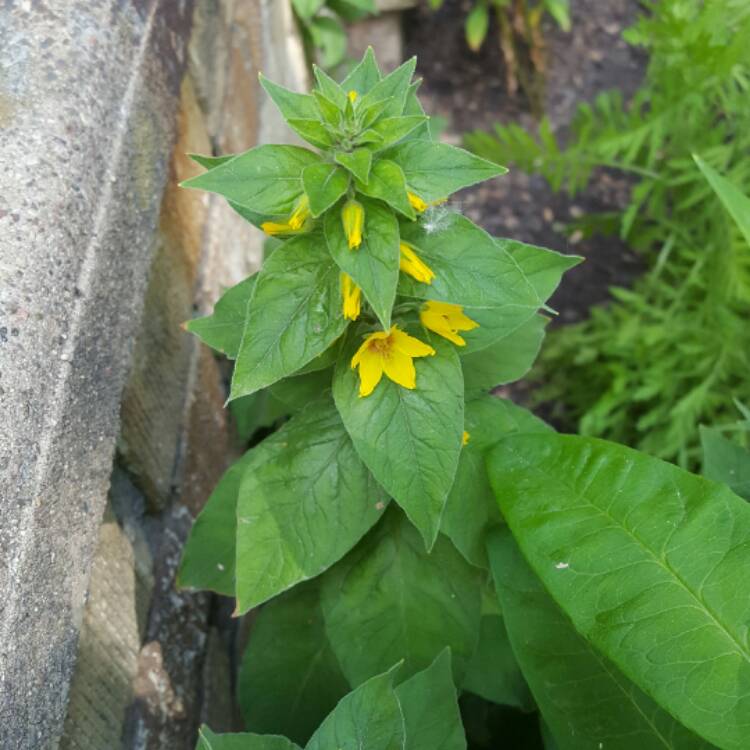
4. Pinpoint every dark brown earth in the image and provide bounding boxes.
[403,0,648,324]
